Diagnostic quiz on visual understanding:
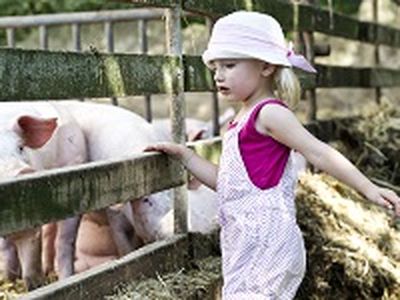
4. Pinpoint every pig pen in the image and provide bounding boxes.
[99,101,400,300]
[1,0,400,298]
[1,101,399,300]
